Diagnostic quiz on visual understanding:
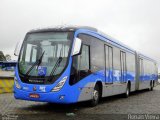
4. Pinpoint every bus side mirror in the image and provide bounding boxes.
[72,38,82,56]
[14,40,23,56]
